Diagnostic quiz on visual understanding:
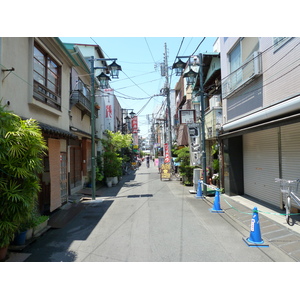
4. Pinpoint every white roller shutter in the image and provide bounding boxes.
[281,123,300,208]
[243,128,281,207]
